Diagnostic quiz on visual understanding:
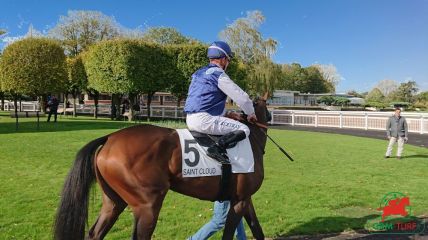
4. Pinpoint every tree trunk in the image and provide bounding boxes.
[176,97,182,107]
[110,94,121,121]
[110,94,116,120]
[40,95,48,113]
[127,94,135,122]
[72,93,77,117]
[63,93,68,116]
[14,96,18,130]
[0,92,4,111]
[19,97,22,112]
[93,91,99,119]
